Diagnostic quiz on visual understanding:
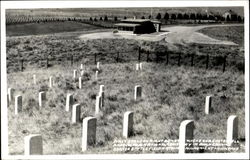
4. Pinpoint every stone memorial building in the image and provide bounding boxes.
[114,19,161,34]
